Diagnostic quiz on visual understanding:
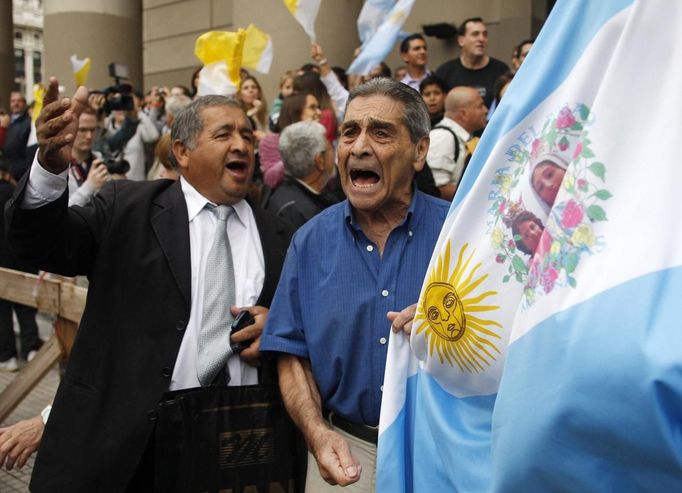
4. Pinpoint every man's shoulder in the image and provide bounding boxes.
[290,201,346,243]
[487,57,510,73]
[417,190,450,217]
[436,58,462,75]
